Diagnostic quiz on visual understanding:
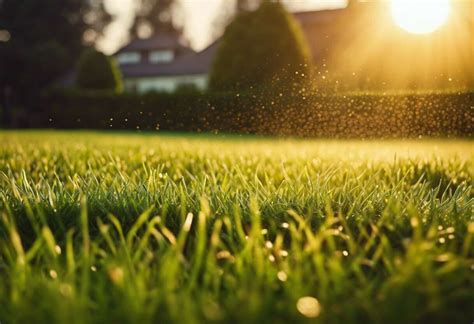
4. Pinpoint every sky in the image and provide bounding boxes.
[99,0,347,54]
